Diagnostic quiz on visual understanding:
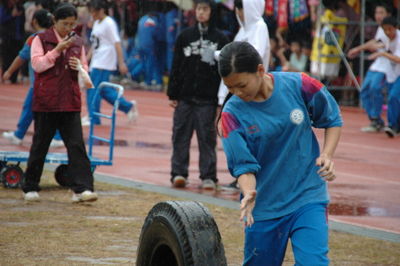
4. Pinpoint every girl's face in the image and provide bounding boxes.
[290,42,301,54]
[54,16,77,38]
[375,7,389,24]
[195,3,211,24]
[223,65,265,102]
[382,24,397,40]
[90,8,103,21]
